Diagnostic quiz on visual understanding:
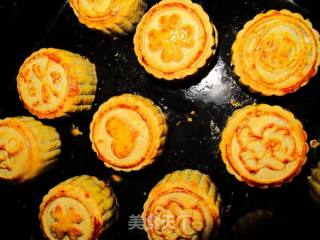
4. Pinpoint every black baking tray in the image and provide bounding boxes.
[0,0,319,239]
